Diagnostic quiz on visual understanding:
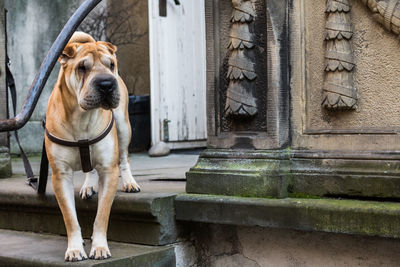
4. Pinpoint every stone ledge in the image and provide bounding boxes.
[0,178,178,246]
[0,229,175,266]
[175,194,400,238]
[186,149,400,199]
